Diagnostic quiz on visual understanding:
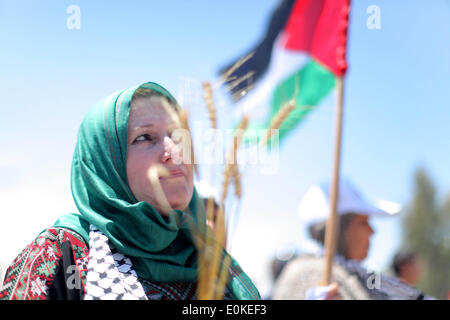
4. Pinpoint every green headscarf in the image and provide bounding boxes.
[53,82,260,300]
